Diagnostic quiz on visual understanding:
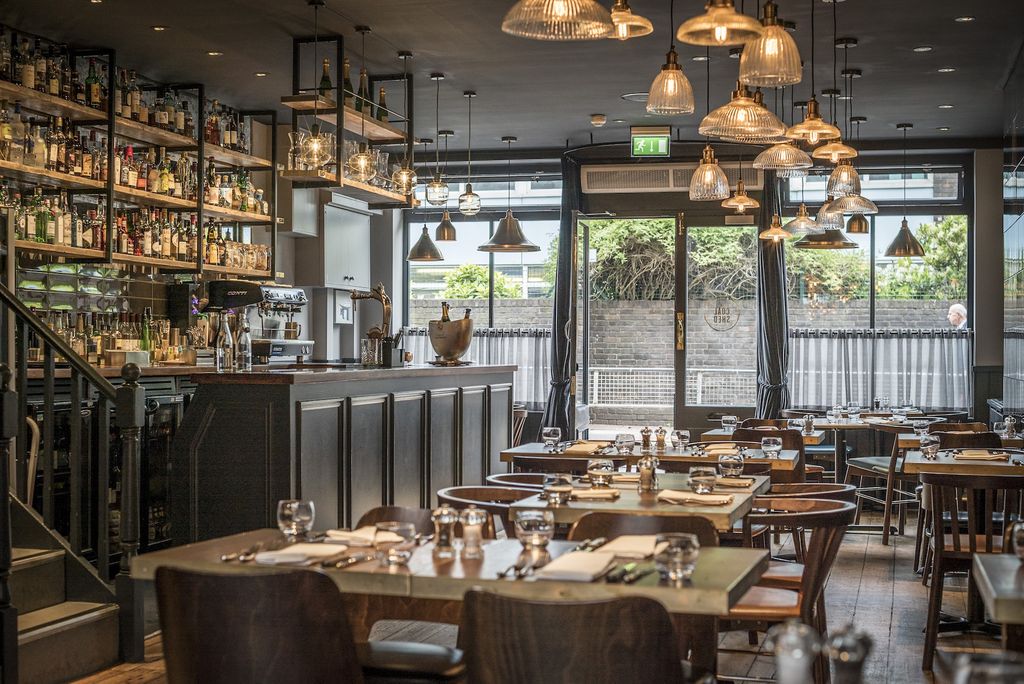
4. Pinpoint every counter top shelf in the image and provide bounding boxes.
[202,203,274,224]
[277,169,412,206]
[203,263,273,279]
[114,117,197,149]
[110,252,198,271]
[0,159,106,191]
[14,239,106,260]
[204,143,273,170]
[113,185,197,210]
[0,81,106,121]
[280,94,407,142]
